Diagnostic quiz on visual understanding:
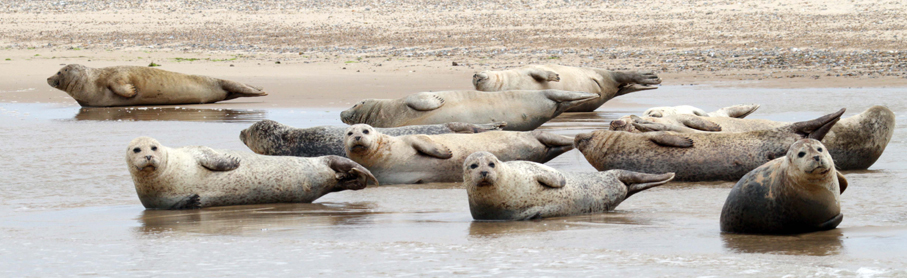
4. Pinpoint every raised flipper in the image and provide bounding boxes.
[445,122,507,133]
[837,172,848,194]
[219,79,268,99]
[675,115,722,131]
[194,147,241,171]
[528,69,560,82]
[405,92,445,111]
[710,104,760,118]
[530,164,566,188]
[108,76,137,98]
[408,135,452,159]
[789,108,845,140]
[816,214,843,231]
[325,155,379,189]
[615,170,675,197]
[648,133,694,148]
